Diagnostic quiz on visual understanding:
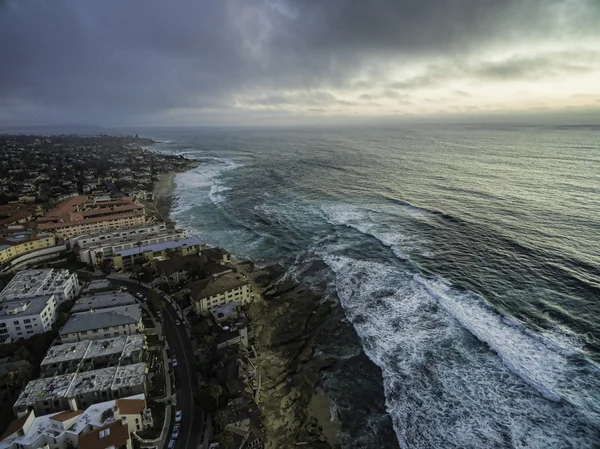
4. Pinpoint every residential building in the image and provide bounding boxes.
[214,316,250,351]
[0,233,56,267]
[59,305,143,342]
[188,272,252,315]
[81,279,113,295]
[0,393,152,449]
[37,196,146,239]
[40,334,146,376]
[79,228,188,267]
[68,223,166,251]
[0,295,58,343]
[0,269,80,303]
[12,363,147,417]
[221,396,265,449]
[112,236,205,271]
[70,291,137,313]
[155,247,232,285]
